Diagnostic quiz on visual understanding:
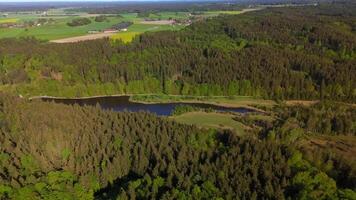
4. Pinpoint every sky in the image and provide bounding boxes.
[3,0,163,1]
[1,0,215,2]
